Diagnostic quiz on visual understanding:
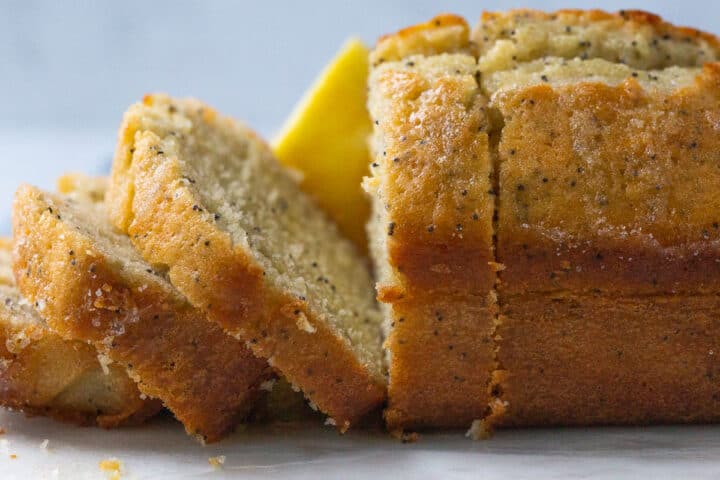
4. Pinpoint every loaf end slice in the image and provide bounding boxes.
[0,237,161,427]
[12,184,272,442]
[108,94,385,431]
